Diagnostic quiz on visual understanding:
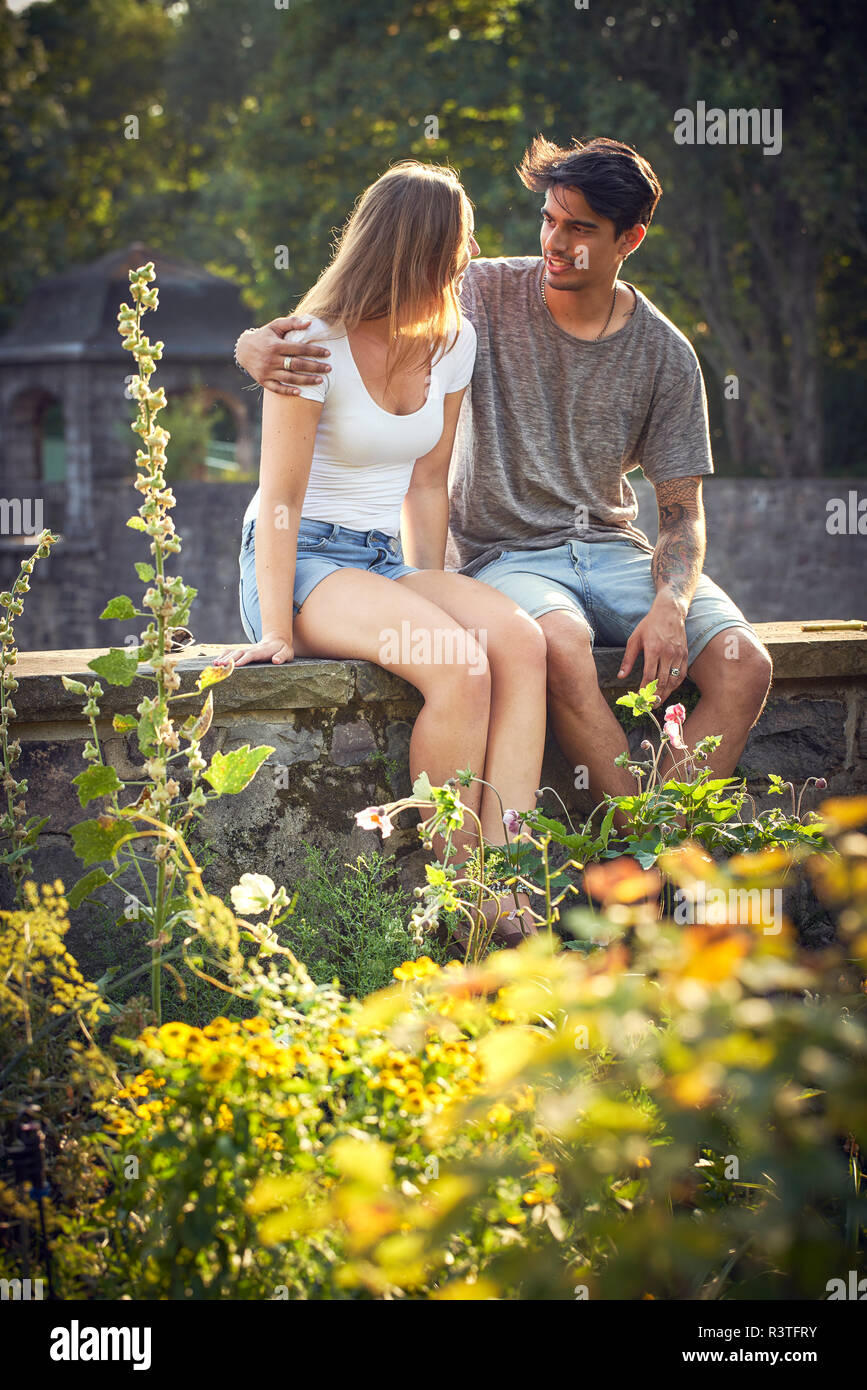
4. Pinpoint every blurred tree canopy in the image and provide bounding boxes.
[1,0,864,476]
